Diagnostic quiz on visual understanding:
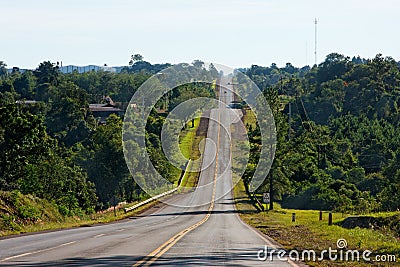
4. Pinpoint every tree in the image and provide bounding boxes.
[13,71,36,99]
[192,60,204,68]
[45,81,94,146]
[129,54,144,65]
[33,61,60,101]
[0,61,8,77]
[77,114,130,207]
[34,61,59,86]
[317,53,351,83]
[0,105,52,190]
[208,63,219,78]
[0,78,18,104]
[0,104,96,214]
